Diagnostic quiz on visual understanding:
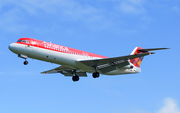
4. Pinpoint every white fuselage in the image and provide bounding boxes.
[9,43,141,75]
